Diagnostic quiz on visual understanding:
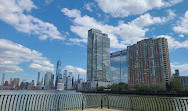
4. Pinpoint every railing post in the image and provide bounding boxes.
[82,95,84,110]
[101,95,103,109]
[107,95,109,109]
